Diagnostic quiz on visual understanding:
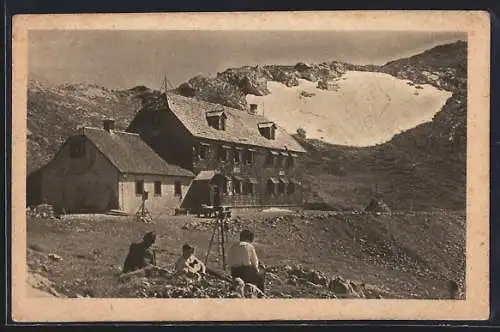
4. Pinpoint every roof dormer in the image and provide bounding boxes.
[206,109,227,130]
[258,121,277,140]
